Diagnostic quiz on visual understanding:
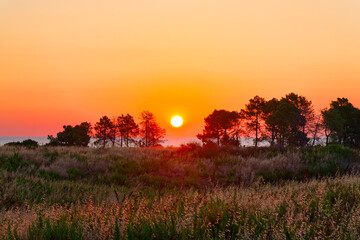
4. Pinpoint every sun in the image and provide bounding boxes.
[171,116,183,127]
